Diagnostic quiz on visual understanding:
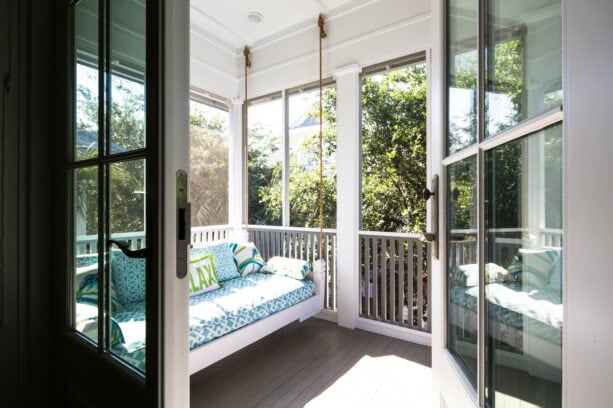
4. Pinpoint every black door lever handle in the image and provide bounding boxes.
[109,240,149,259]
